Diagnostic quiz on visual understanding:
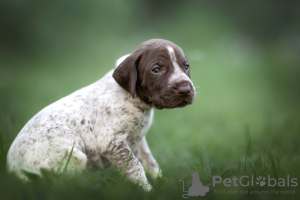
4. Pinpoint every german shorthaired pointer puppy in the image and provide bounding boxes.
[7,39,196,190]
